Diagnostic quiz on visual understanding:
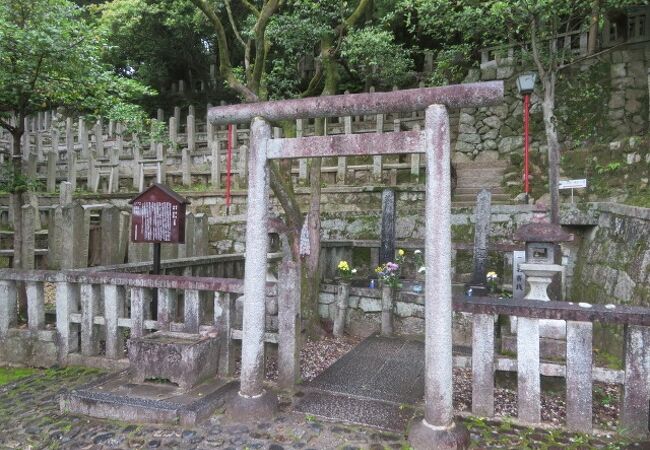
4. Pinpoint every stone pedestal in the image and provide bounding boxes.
[408,419,470,450]
[381,285,394,336]
[127,331,220,390]
[520,263,566,339]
